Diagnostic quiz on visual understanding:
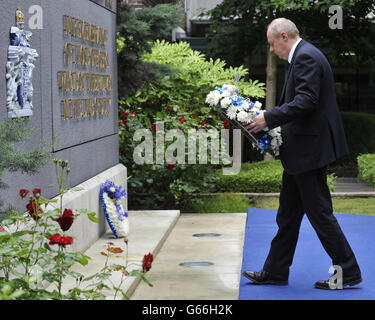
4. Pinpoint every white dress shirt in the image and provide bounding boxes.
[288,38,302,64]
